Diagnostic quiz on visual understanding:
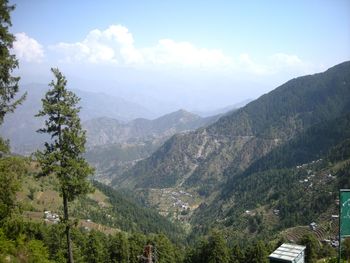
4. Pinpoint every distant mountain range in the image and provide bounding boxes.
[84,110,220,183]
[84,109,219,147]
[193,99,252,117]
[114,61,350,191]
[111,61,350,239]
[0,83,155,154]
[0,83,223,182]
